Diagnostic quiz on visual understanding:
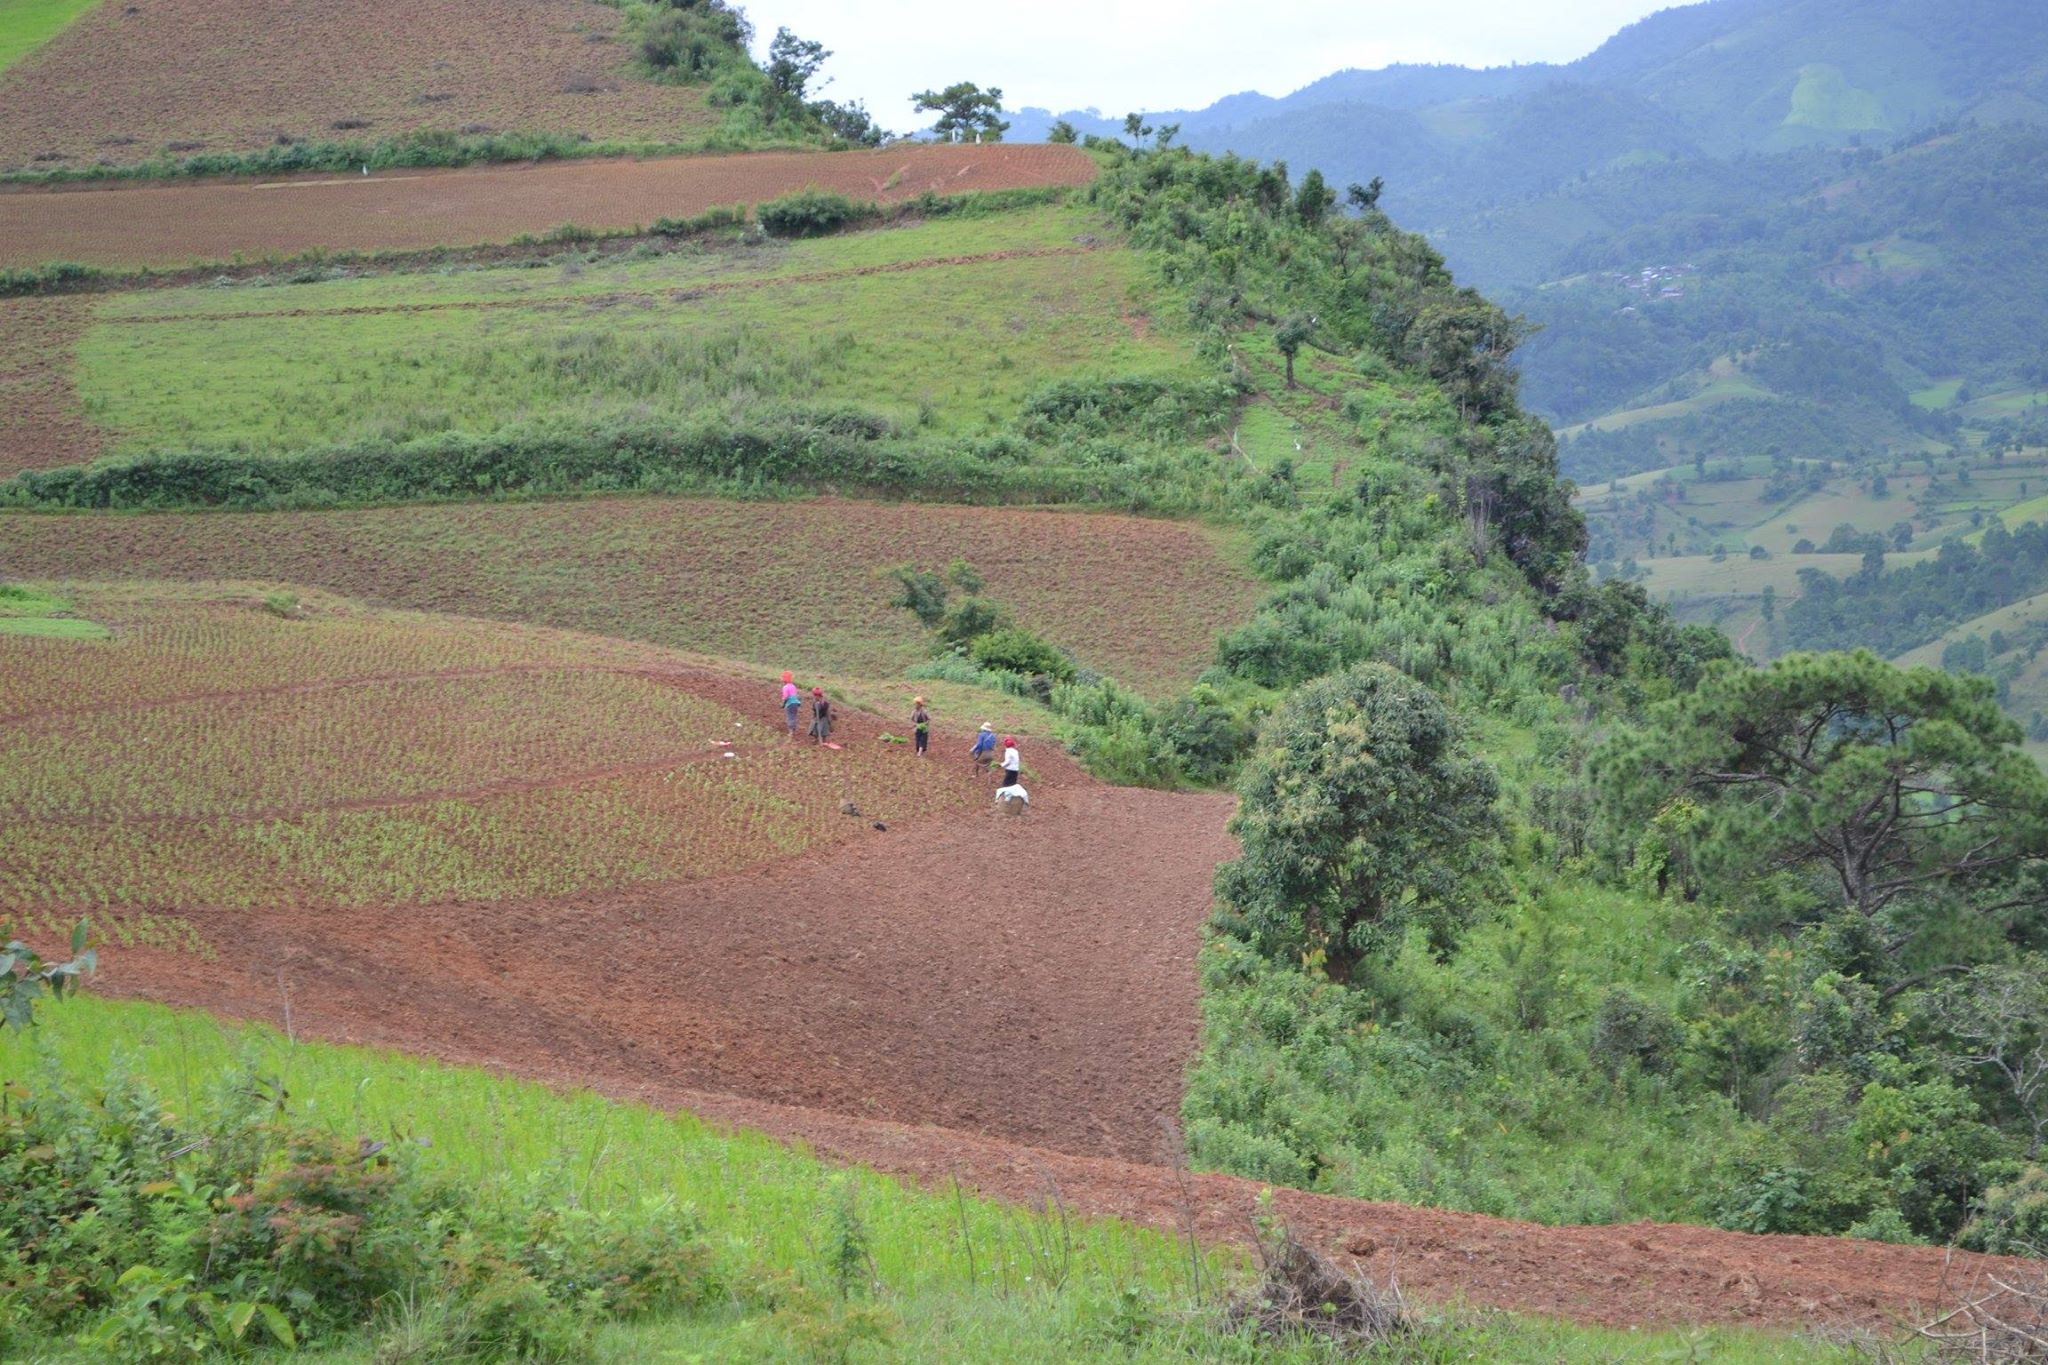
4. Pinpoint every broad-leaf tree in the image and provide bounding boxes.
[1274,313,1315,389]
[1213,664,1502,983]
[766,27,830,99]
[912,82,1009,143]
[1596,651,2048,948]
[1926,961,2048,1154]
